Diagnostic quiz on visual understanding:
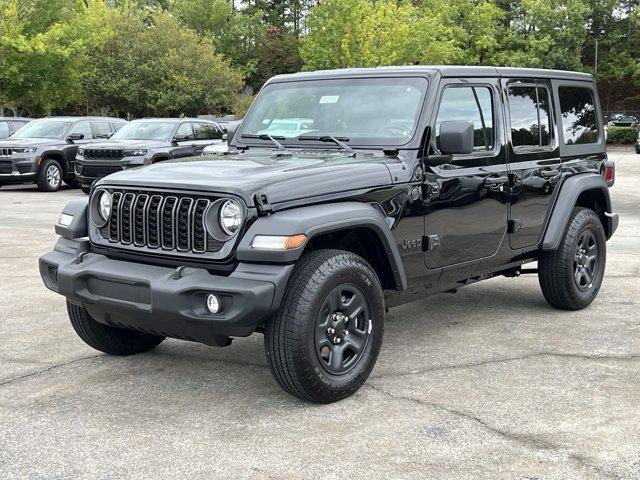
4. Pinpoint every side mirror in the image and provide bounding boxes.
[438,121,474,155]
[67,132,85,141]
[173,134,189,143]
[226,125,238,147]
